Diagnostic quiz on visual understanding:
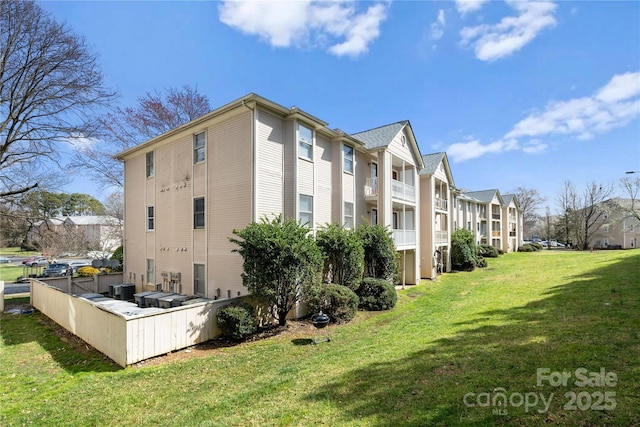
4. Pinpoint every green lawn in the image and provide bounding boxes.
[1,250,639,426]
